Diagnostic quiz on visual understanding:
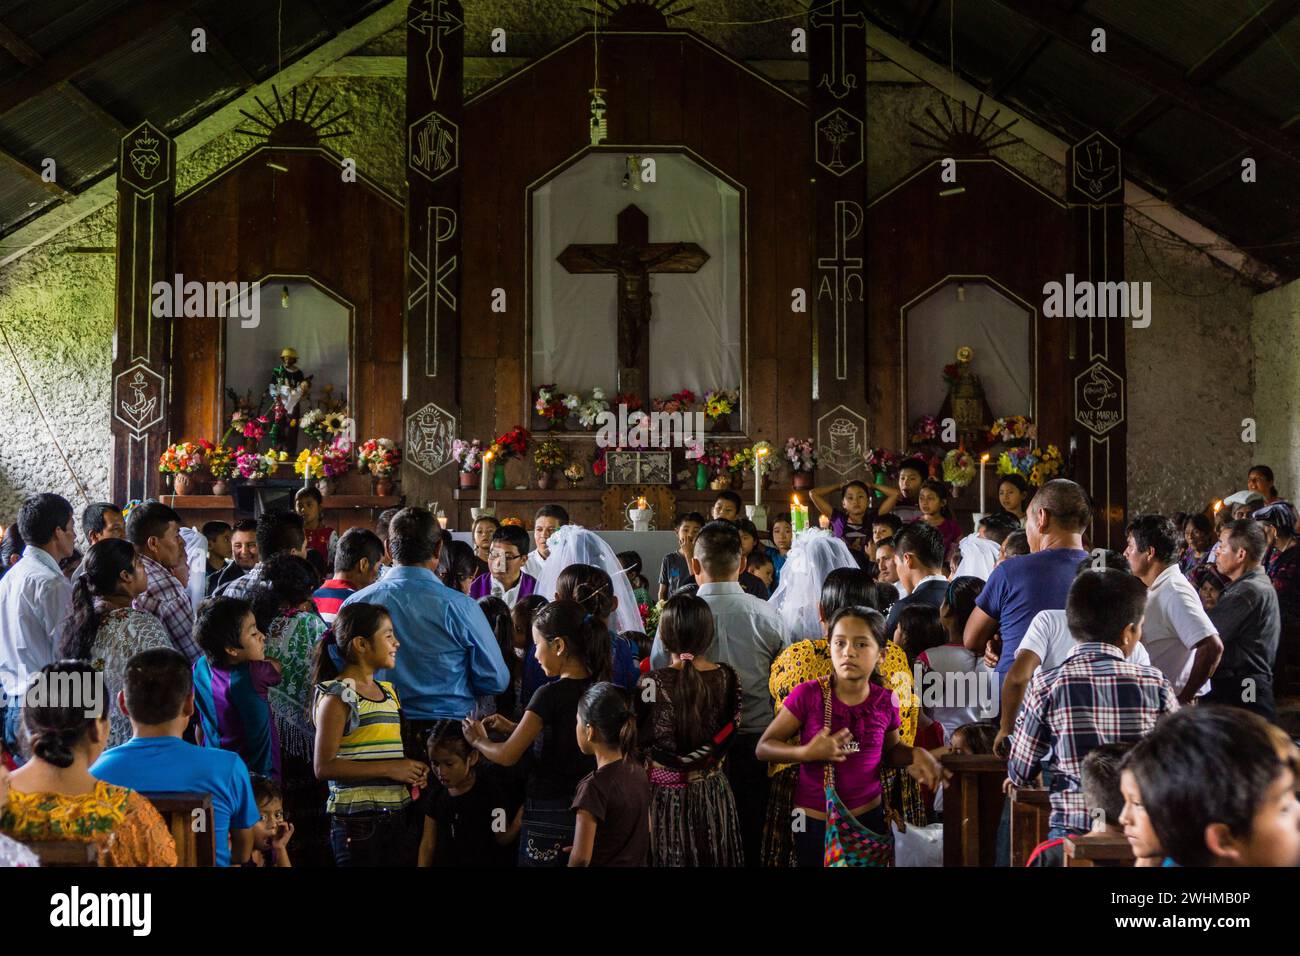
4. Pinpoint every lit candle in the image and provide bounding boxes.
[480,449,493,510]
[1212,499,1223,515]
[980,452,990,517]
[437,512,448,530]
[636,496,648,510]
[791,495,806,533]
